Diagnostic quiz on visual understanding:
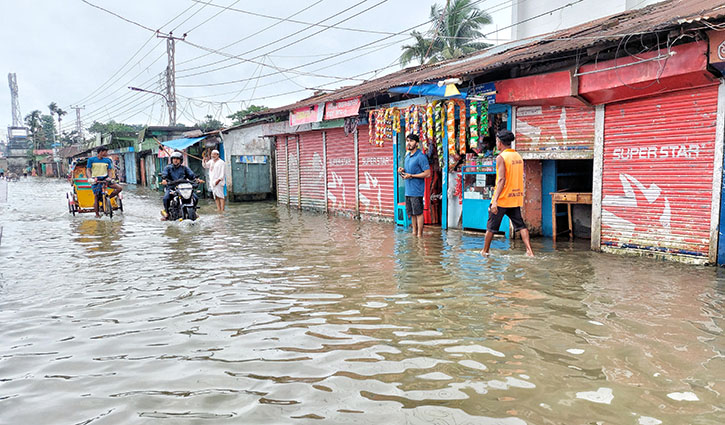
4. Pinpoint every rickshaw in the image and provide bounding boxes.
[67,158,123,217]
